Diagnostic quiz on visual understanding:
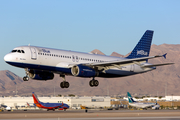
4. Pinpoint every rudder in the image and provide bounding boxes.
[127,92,136,103]
[32,92,40,104]
[126,30,154,59]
